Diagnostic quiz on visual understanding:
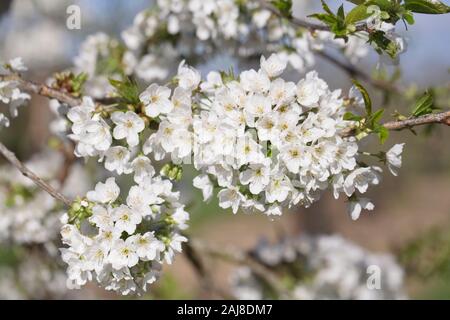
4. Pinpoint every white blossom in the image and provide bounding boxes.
[386,143,404,176]
[86,178,120,204]
[140,84,173,117]
[111,111,145,147]
[260,54,287,78]
[348,197,375,220]
[104,146,132,175]
[60,175,189,295]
